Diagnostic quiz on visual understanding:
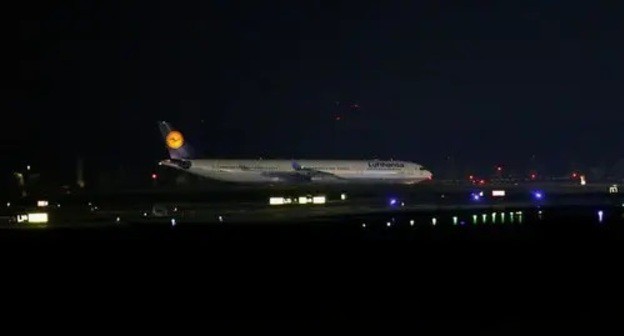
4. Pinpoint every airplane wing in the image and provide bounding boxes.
[260,161,345,182]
